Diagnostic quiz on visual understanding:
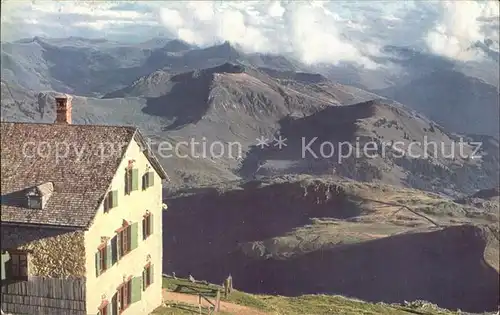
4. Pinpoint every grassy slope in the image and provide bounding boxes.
[153,277,457,315]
